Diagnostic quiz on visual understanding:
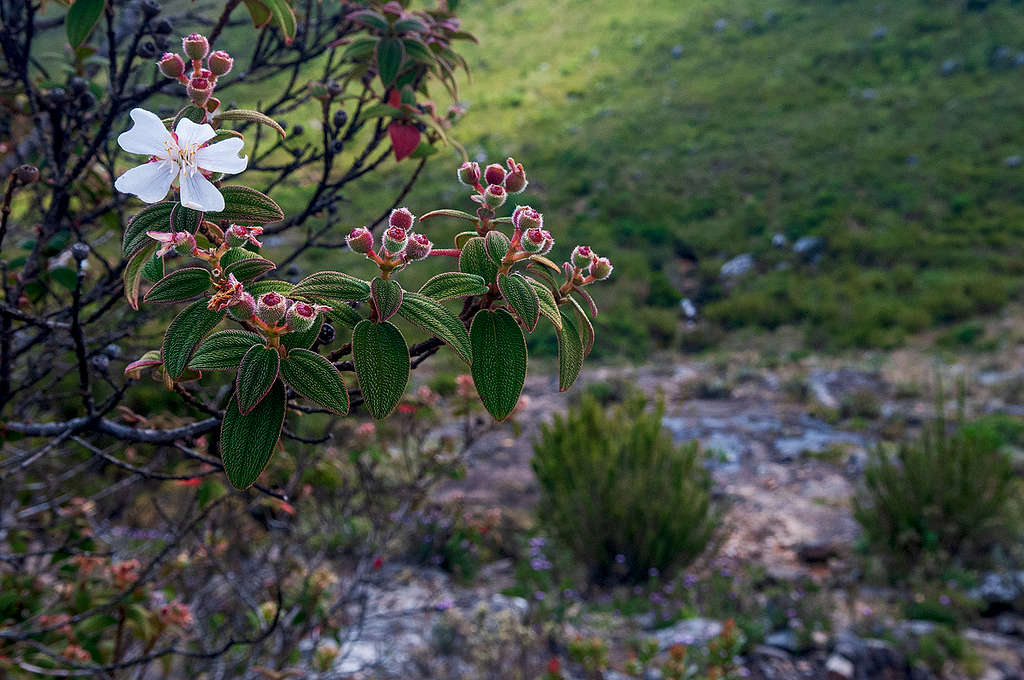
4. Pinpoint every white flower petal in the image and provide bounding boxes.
[195,138,248,175]
[117,108,174,157]
[114,161,178,203]
[174,117,216,150]
[179,171,224,212]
